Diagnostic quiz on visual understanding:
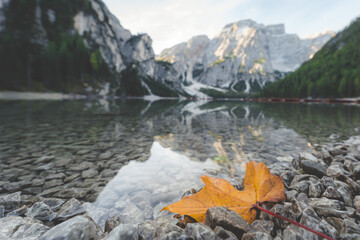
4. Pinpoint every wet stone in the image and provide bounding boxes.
[340,218,360,238]
[37,187,61,197]
[0,206,4,218]
[322,186,342,200]
[354,195,360,213]
[205,207,250,239]
[31,178,45,187]
[43,179,63,189]
[39,216,102,240]
[23,187,43,195]
[283,225,302,240]
[185,223,216,240]
[299,207,338,240]
[321,176,337,189]
[156,231,186,240]
[301,160,326,178]
[100,169,116,178]
[138,216,180,240]
[114,200,144,223]
[313,206,351,219]
[6,205,28,217]
[20,195,41,206]
[0,191,21,212]
[0,216,40,239]
[354,164,360,180]
[337,186,353,207]
[251,220,274,236]
[318,151,333,165]
[213,226,237,240]
[69,161,93,171]
[26,202,56,221]
[308,181,323,198]
[326,164,344,177]
[56,198,85,221]
[103,224,138,240]
[41,198,65,211]
[55,188,87,199]
[45,173,66,180]
[104,215,124,233]
[326,217,344,232]
[299,152,318,162]
[285,190,298,201]
[82,169,99,179]
[242,232,272,240]
[99,151,114,160]
[269,203,298,228]
[64,173,80,183]
[36,162,54,171]
[280,170,299,186]
[3,181,32,193]
[11,222,49,240]
[308,197,344,210]
[296,192,310,204]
